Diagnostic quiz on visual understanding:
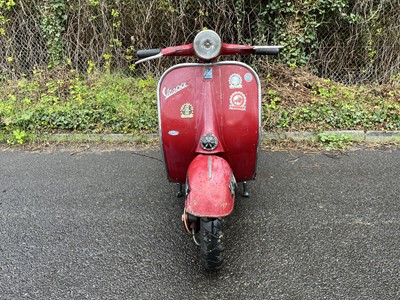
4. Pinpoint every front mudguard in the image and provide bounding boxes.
[185,155,236,218]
